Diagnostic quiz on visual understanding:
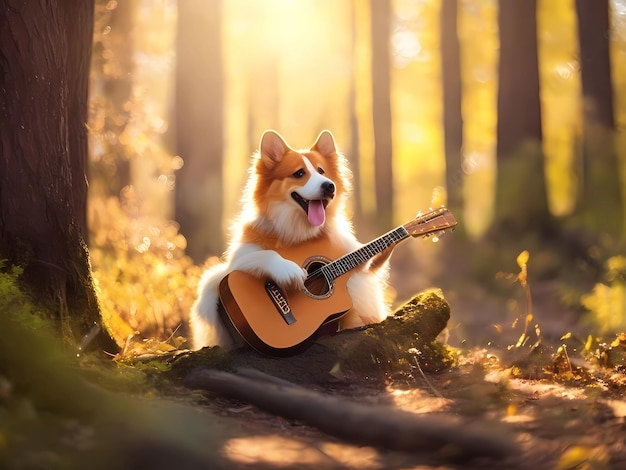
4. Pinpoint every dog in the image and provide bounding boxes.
[189,130,393,350]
